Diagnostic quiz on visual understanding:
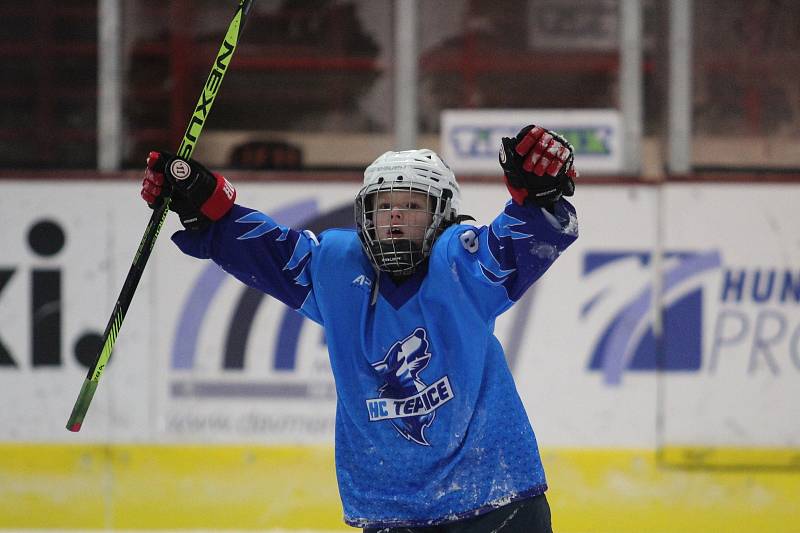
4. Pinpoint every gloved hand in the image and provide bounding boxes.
[140,151,236,230]
[499,125,577,208]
